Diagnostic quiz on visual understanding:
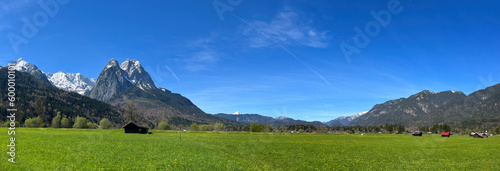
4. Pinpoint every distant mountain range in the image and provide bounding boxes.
[10,58,96,95]
[214,113,326,127]
[5,58,500,128]
[7,58,238,128]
